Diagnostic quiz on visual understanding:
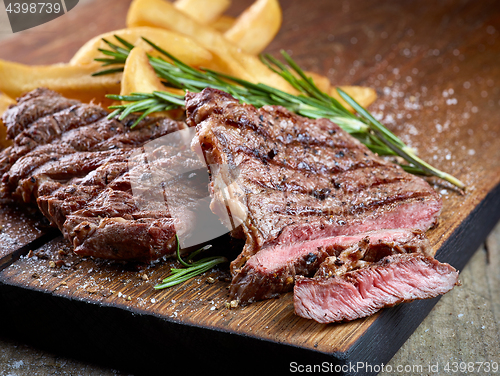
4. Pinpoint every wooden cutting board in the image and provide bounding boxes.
[1,0,499,374]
